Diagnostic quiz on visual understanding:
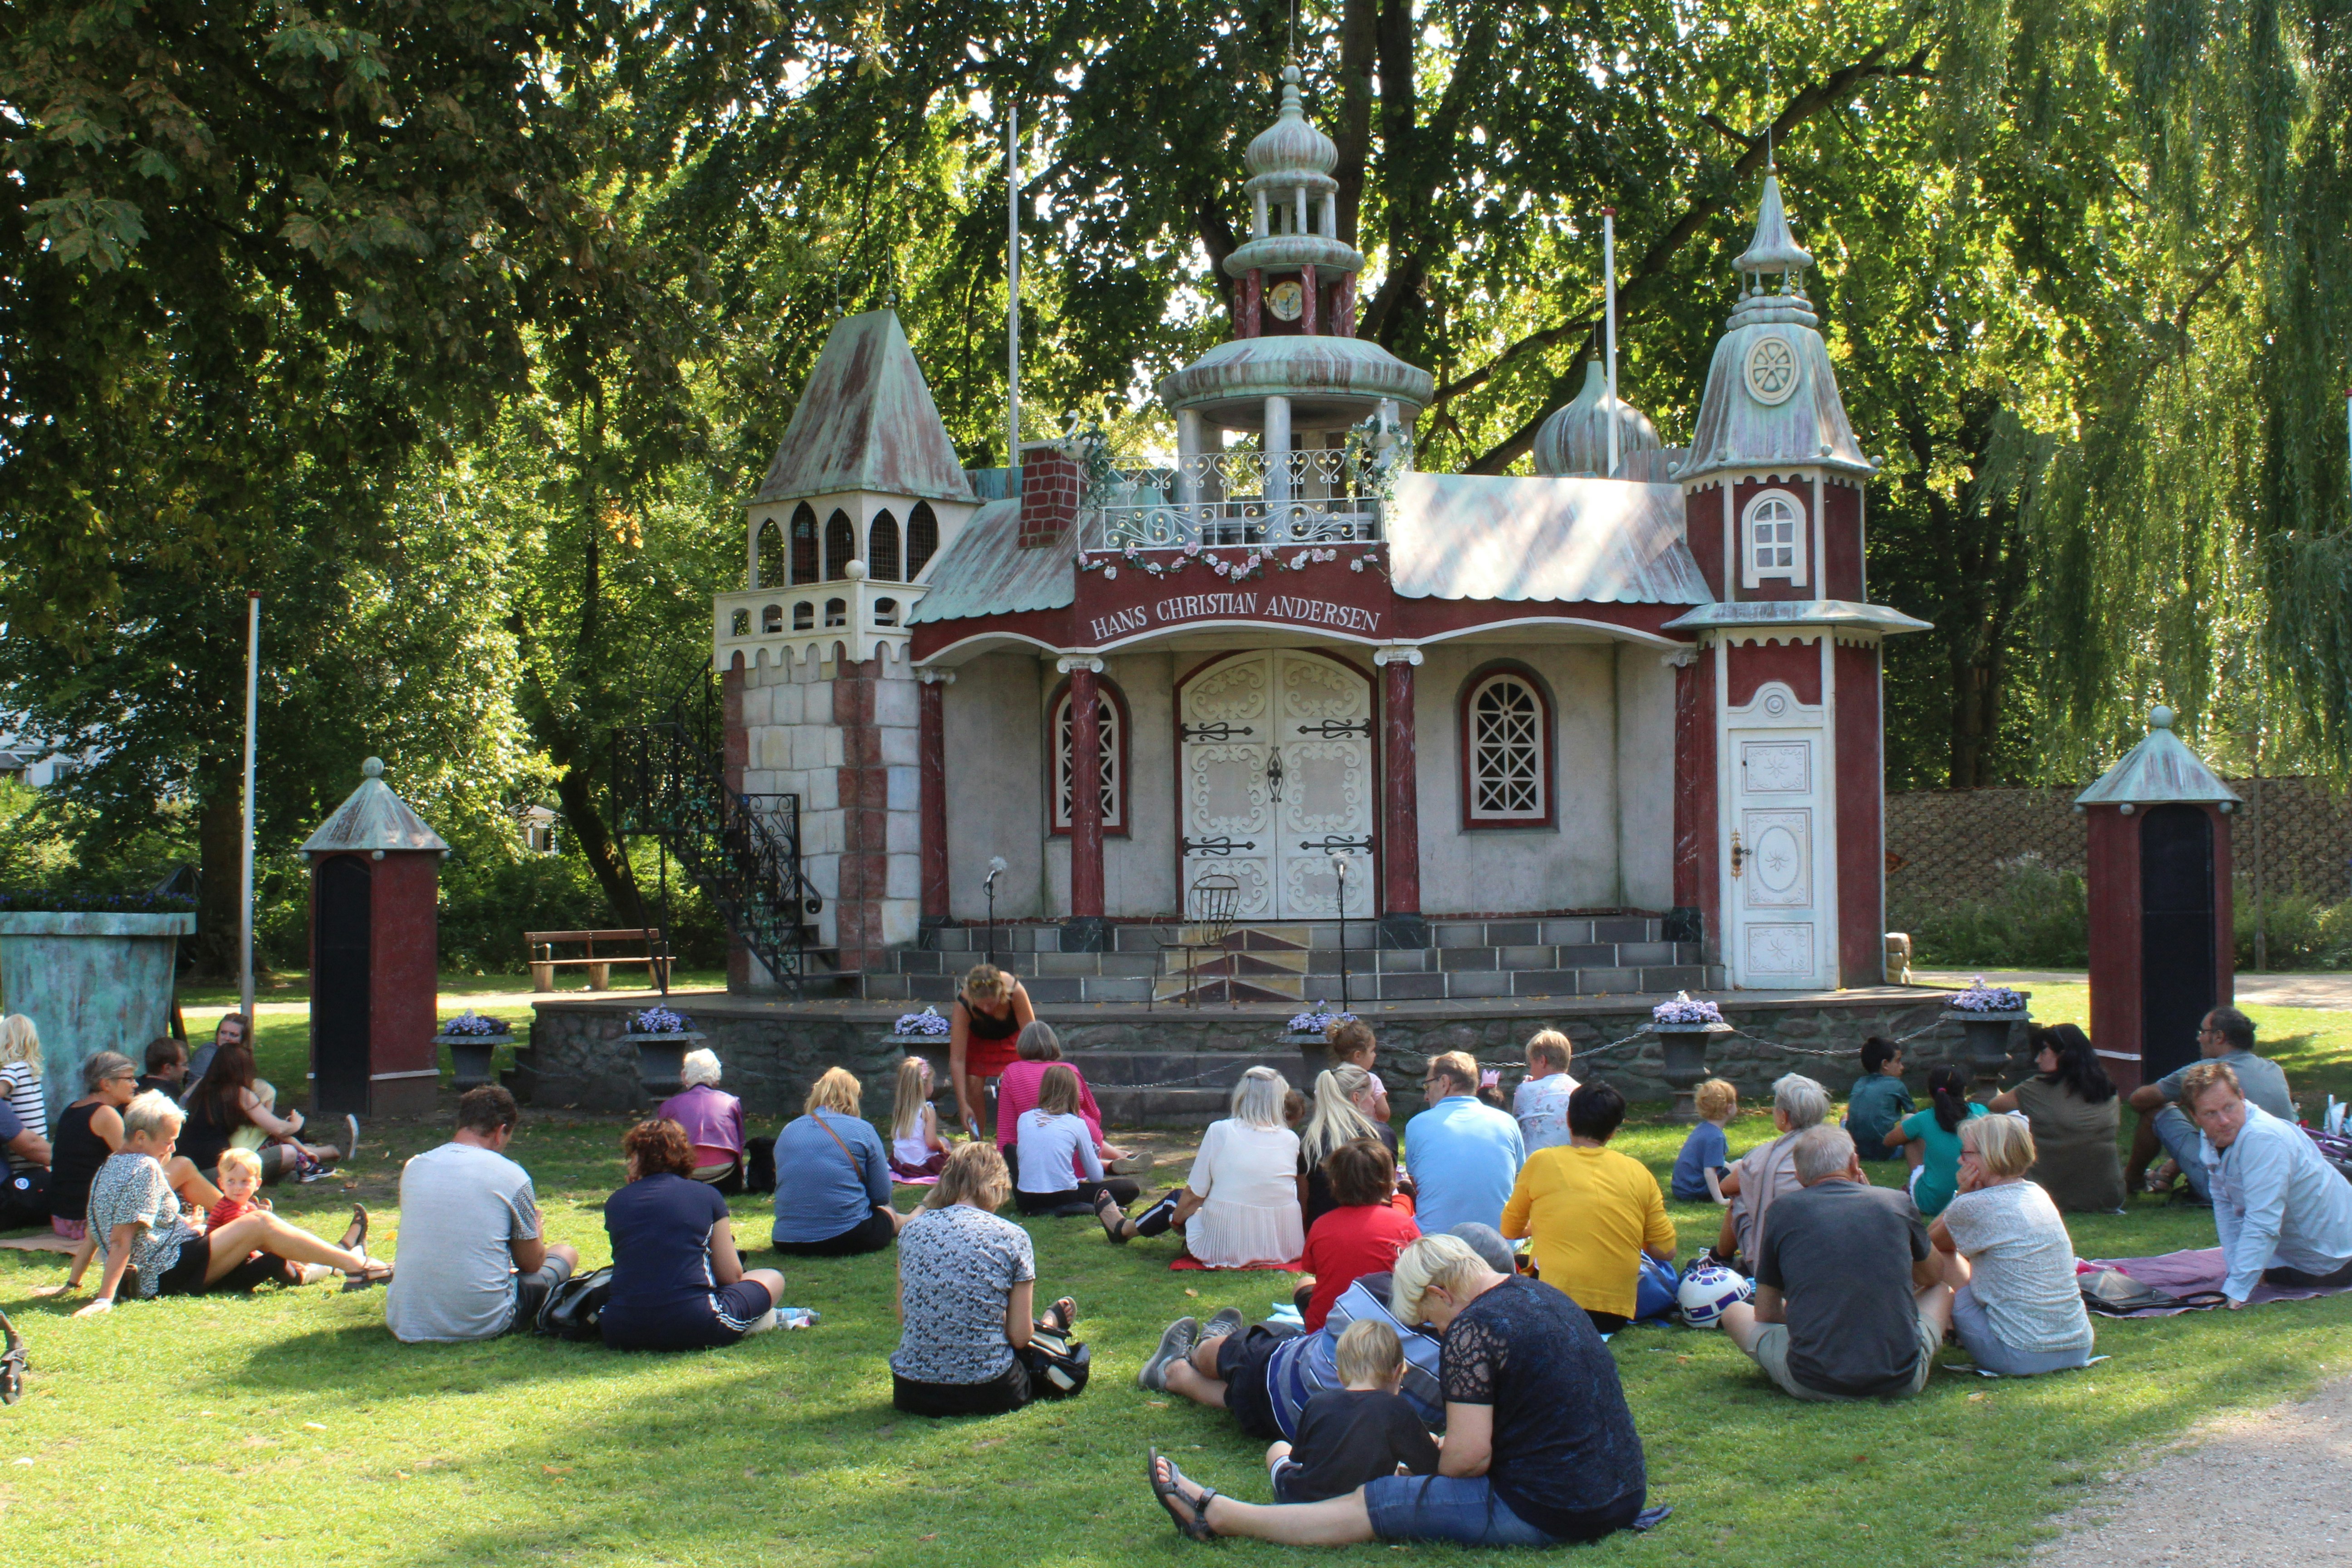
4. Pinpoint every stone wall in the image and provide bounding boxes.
[1887,775,2351,907]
